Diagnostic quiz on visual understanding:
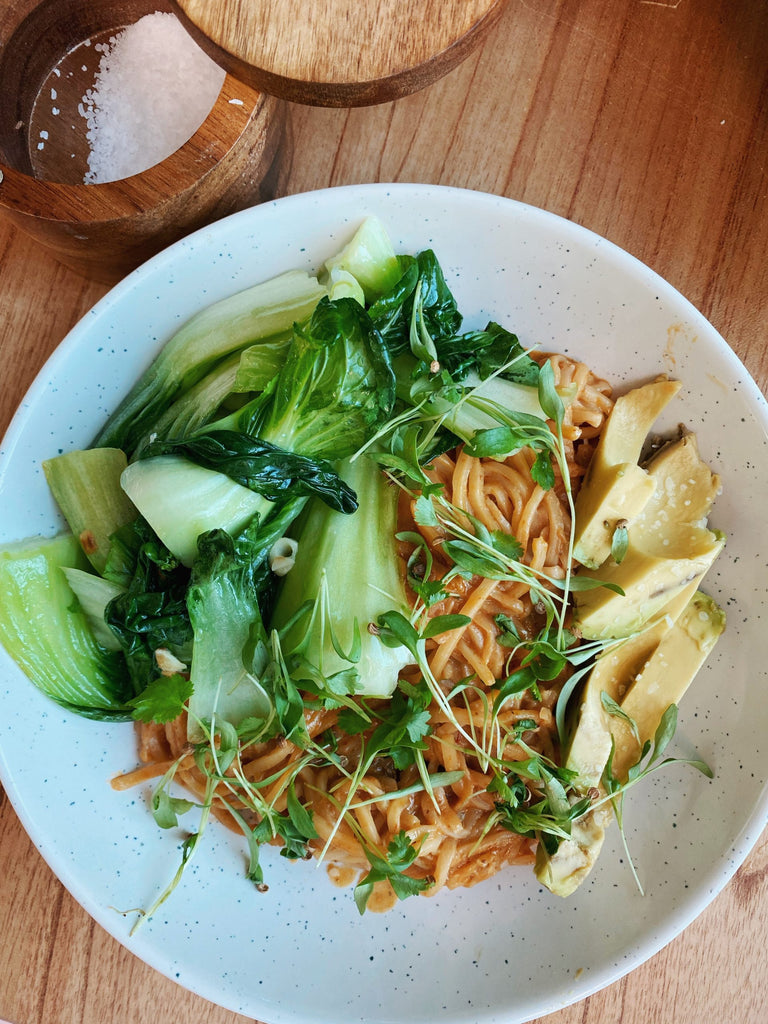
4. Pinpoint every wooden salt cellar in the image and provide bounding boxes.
[0,0,286,282]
